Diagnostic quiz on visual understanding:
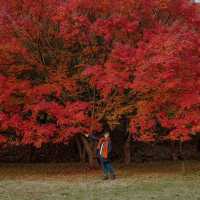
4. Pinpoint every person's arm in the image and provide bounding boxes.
[84,134,99,141]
